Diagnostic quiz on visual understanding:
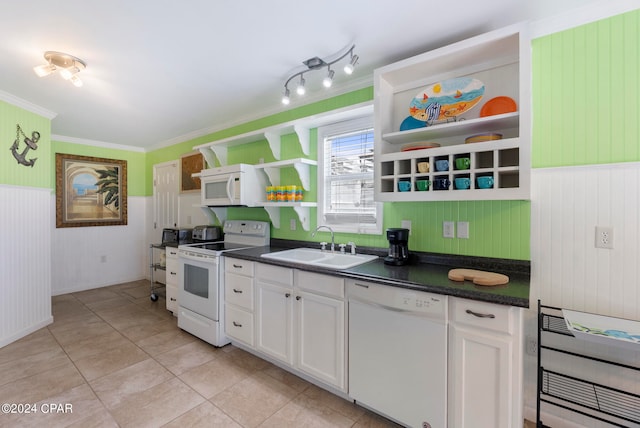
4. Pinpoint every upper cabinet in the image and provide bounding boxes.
[374,24,531,201]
